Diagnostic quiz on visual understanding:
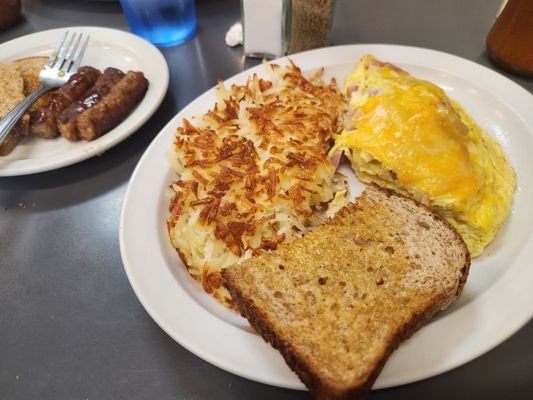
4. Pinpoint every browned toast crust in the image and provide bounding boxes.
[222,185,470,400]
[0,62,30,155]
[225,268,464,399]
[0,115,29,156]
